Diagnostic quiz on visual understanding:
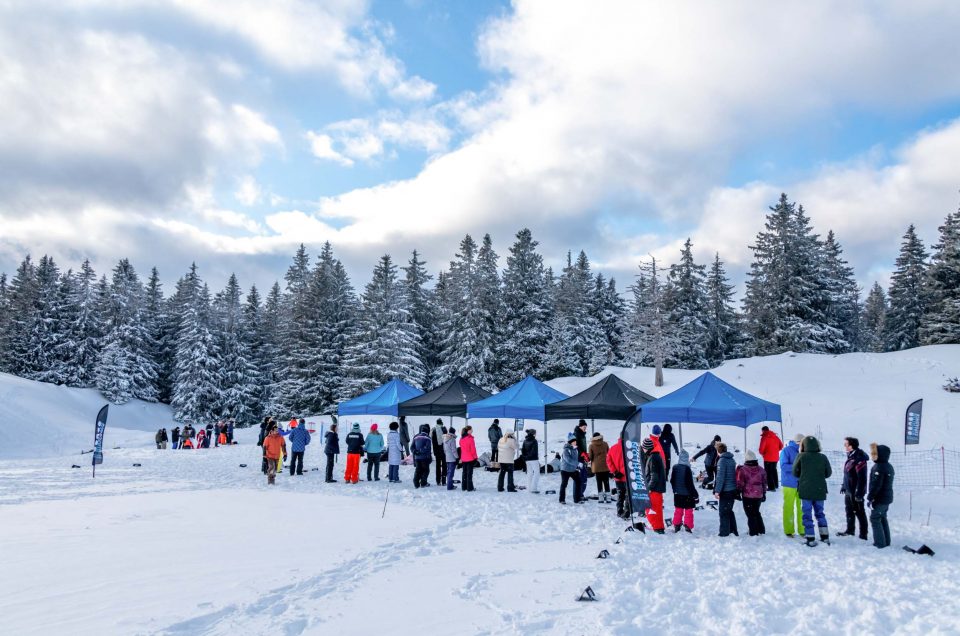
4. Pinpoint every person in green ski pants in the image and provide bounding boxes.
[779,433,805,537]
